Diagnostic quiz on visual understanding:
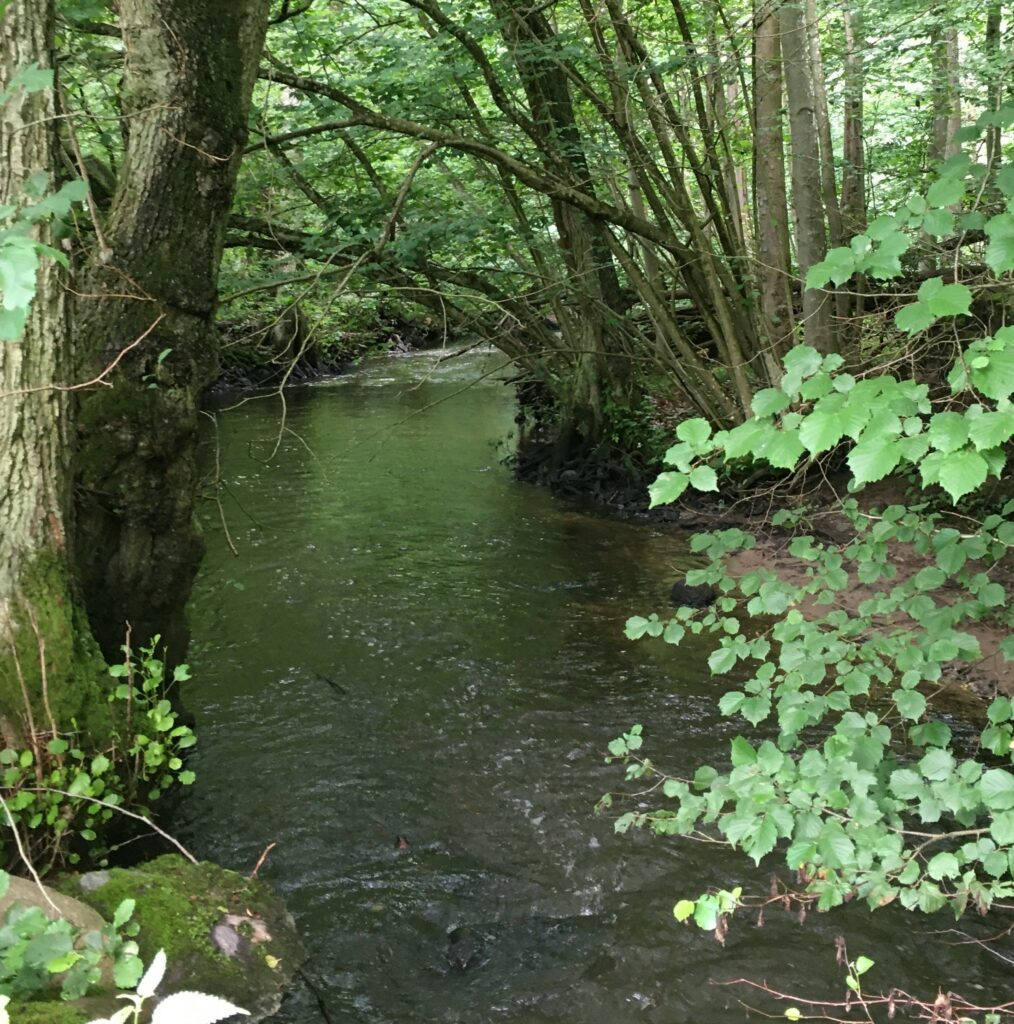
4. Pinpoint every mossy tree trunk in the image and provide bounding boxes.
[73,0,271,660]
[0,0,107,745]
